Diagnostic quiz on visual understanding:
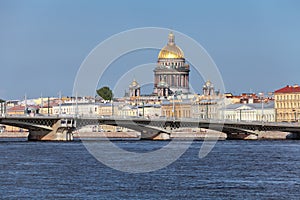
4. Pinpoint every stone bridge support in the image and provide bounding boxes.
[28,119,74,141]
[139,125,172,140]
